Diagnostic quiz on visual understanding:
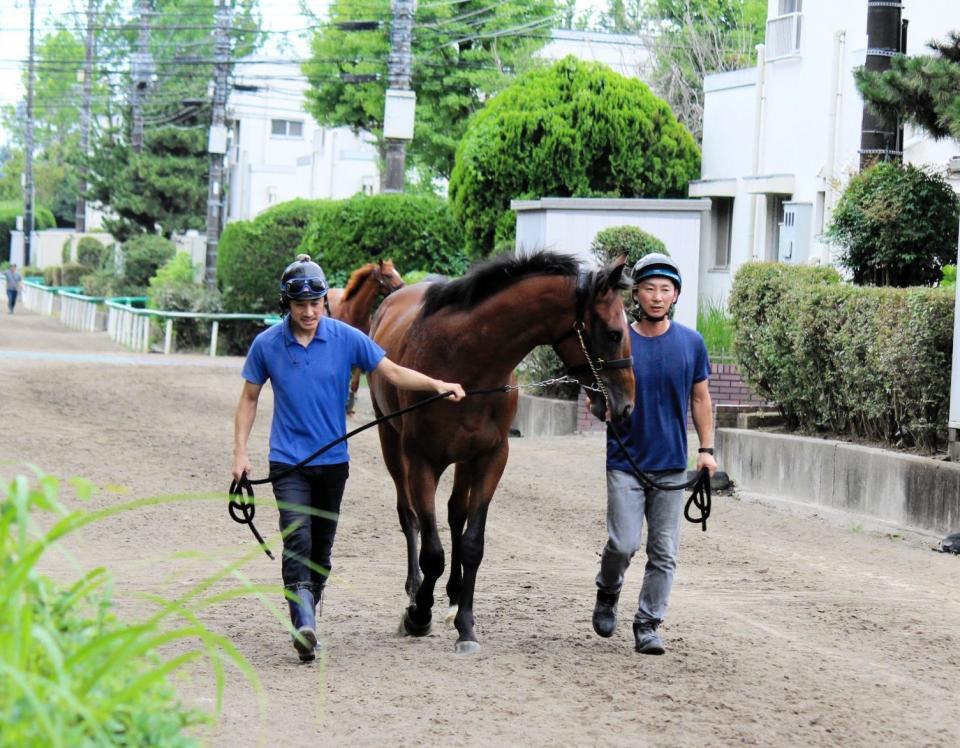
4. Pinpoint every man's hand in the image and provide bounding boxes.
[696,450,717,477]
[436,381,466,401]
[232,450,252,482]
